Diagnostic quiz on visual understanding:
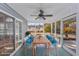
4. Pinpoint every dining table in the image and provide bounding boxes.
[32,35,51,56]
